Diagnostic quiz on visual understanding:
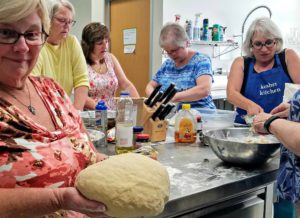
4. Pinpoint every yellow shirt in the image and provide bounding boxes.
[32,35,89,96]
